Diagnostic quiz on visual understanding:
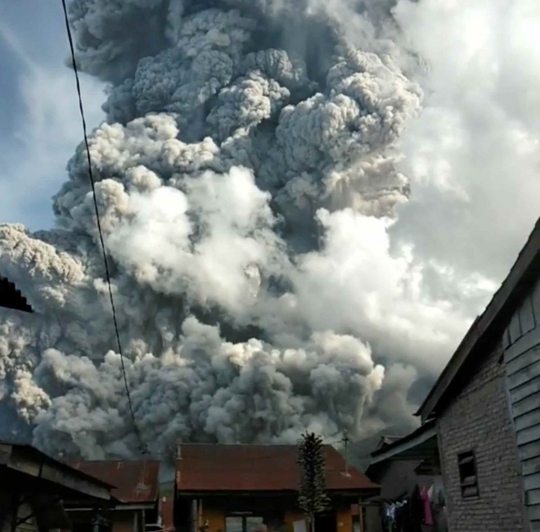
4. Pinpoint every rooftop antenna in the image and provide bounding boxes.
[136,445,151,494]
